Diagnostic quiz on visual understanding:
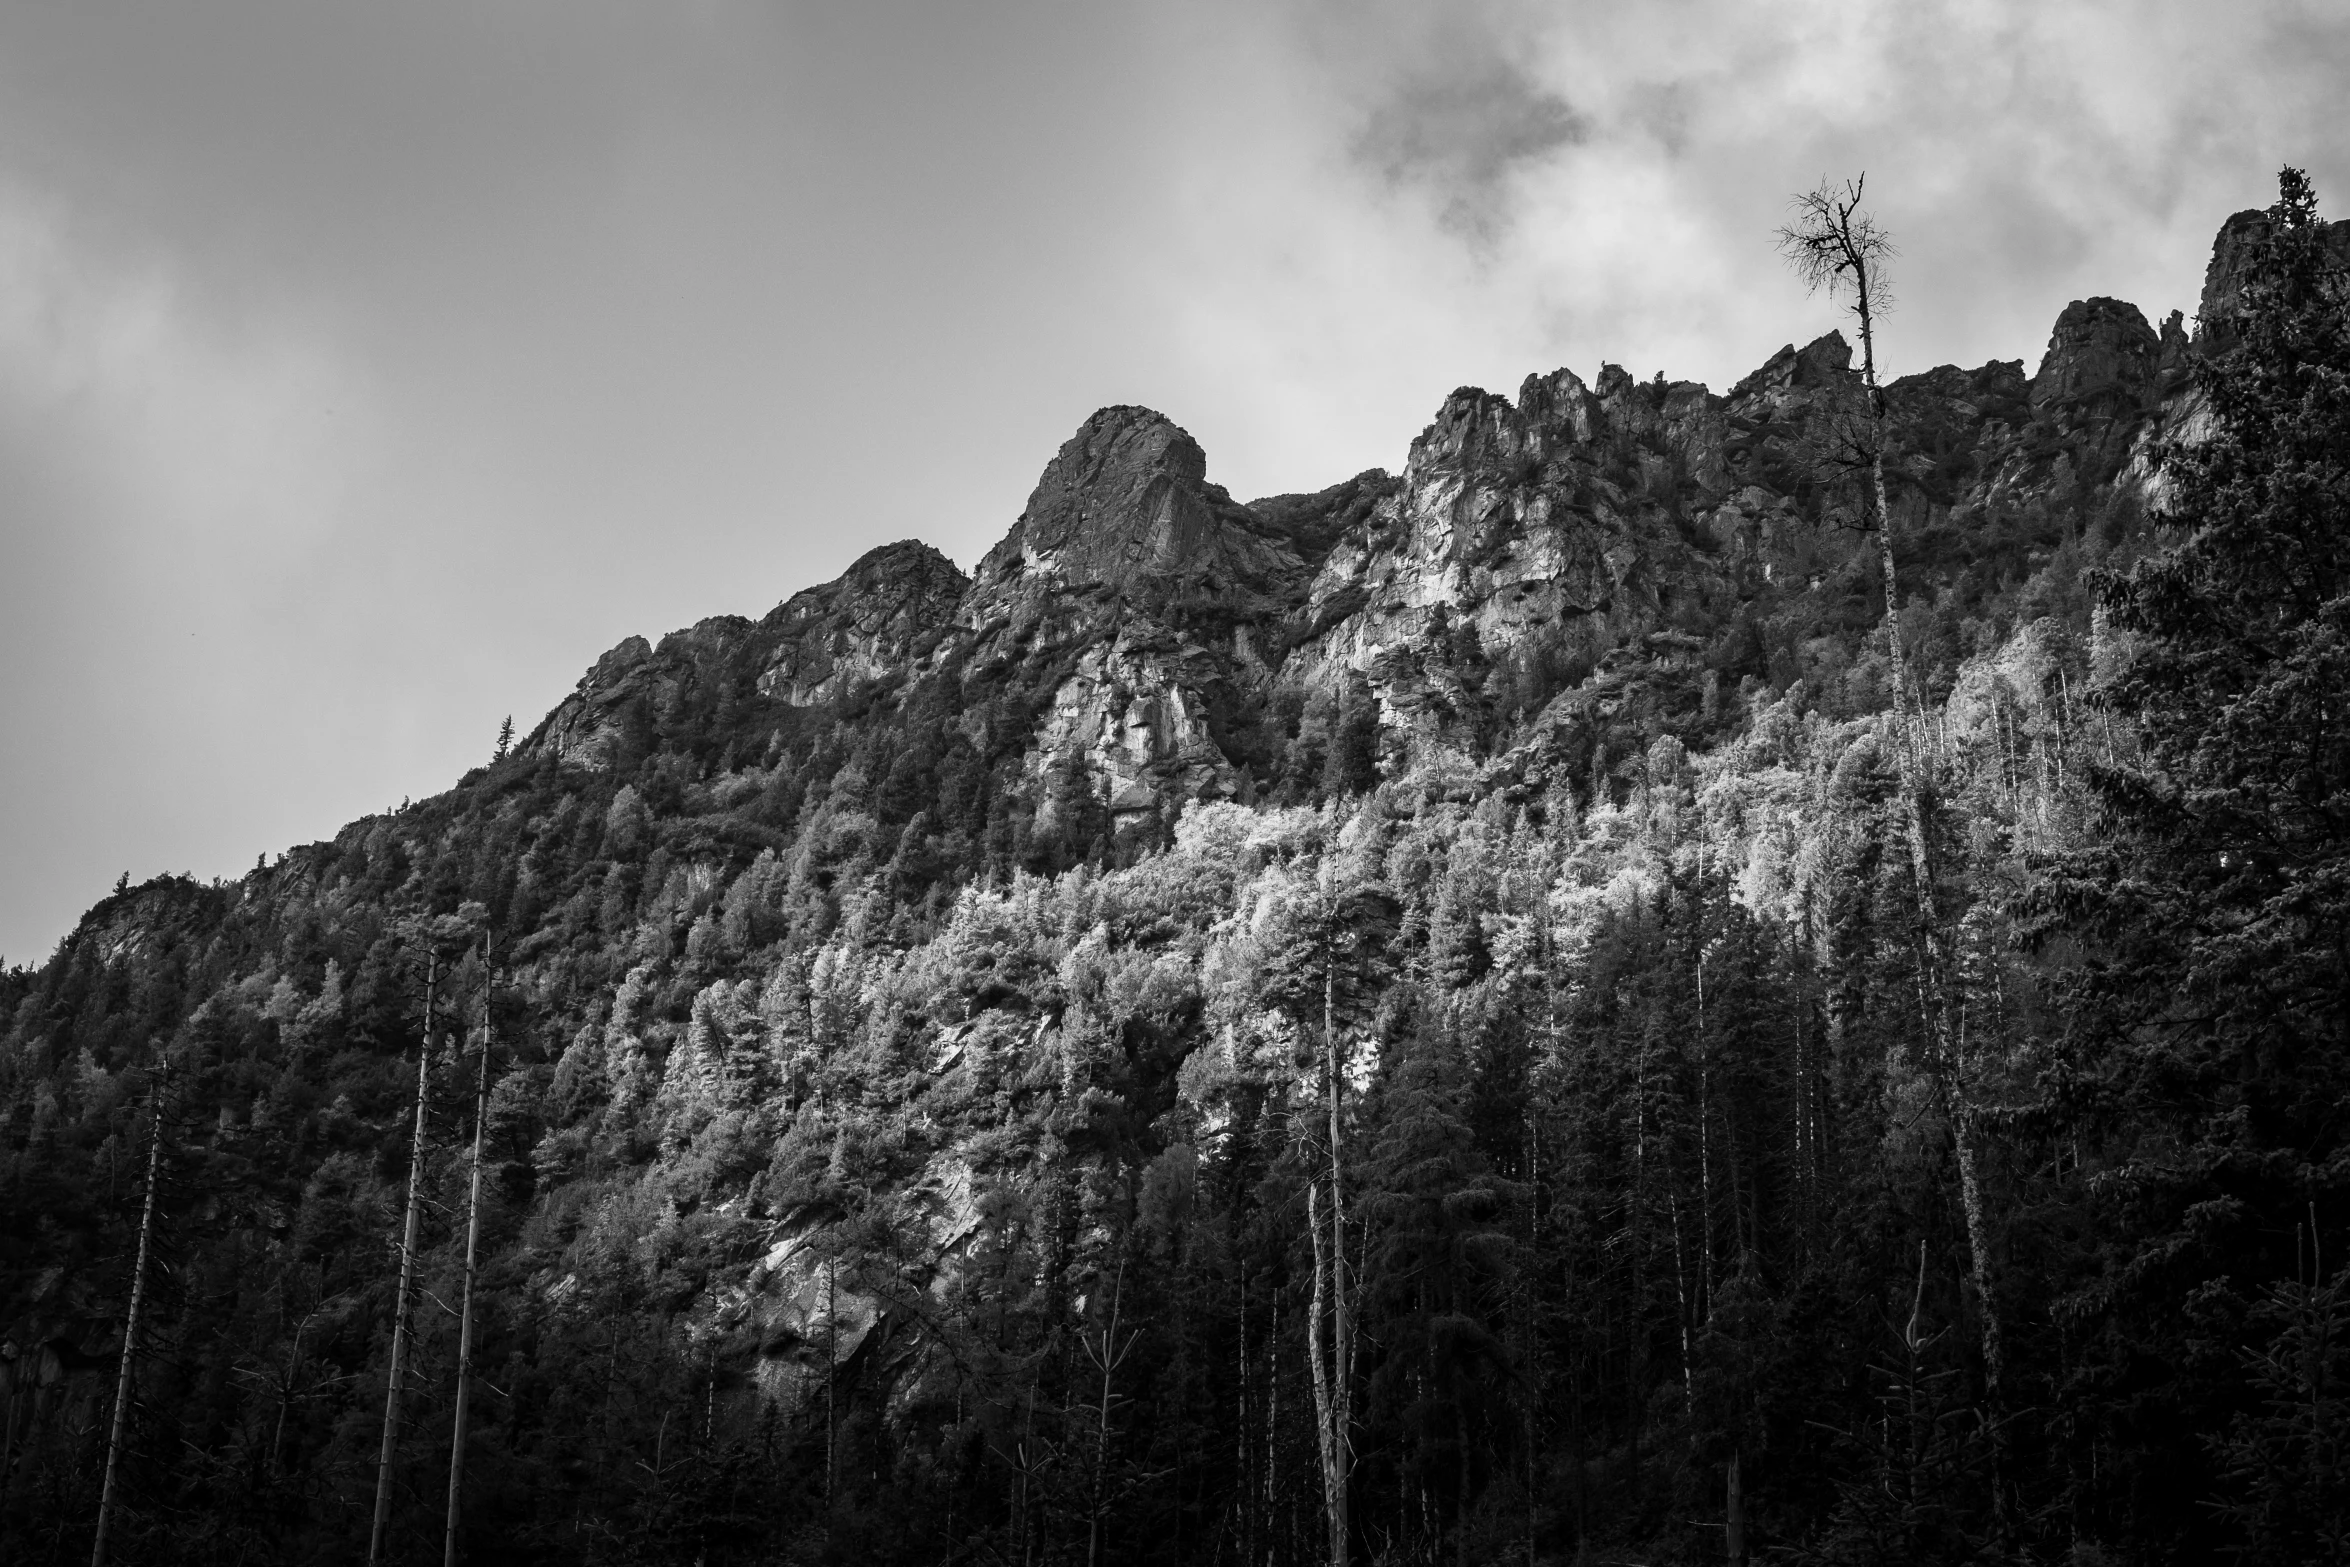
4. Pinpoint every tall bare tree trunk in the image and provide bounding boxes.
[1265,1292,1281,1567]
[371,955,436,1567]
[1237,1268,1251,1567]
[826,1254,838,1522]
[1303,935,1354,1567]
[2,1346,20,1490]
[91,1058,166,1567]
[1846,249,1916,747]
[1845,234,2009,1510]
[1667,1186,1695,1423]
[1086,1262,1129,1567]
[1454,1400,1471,1567]
[1306,1183,1344,1567]
[1950,1003,2006,1404]
[1726,1446,1747,1567]
[444,958,492,1567]
[1240,1268,1259,1567]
